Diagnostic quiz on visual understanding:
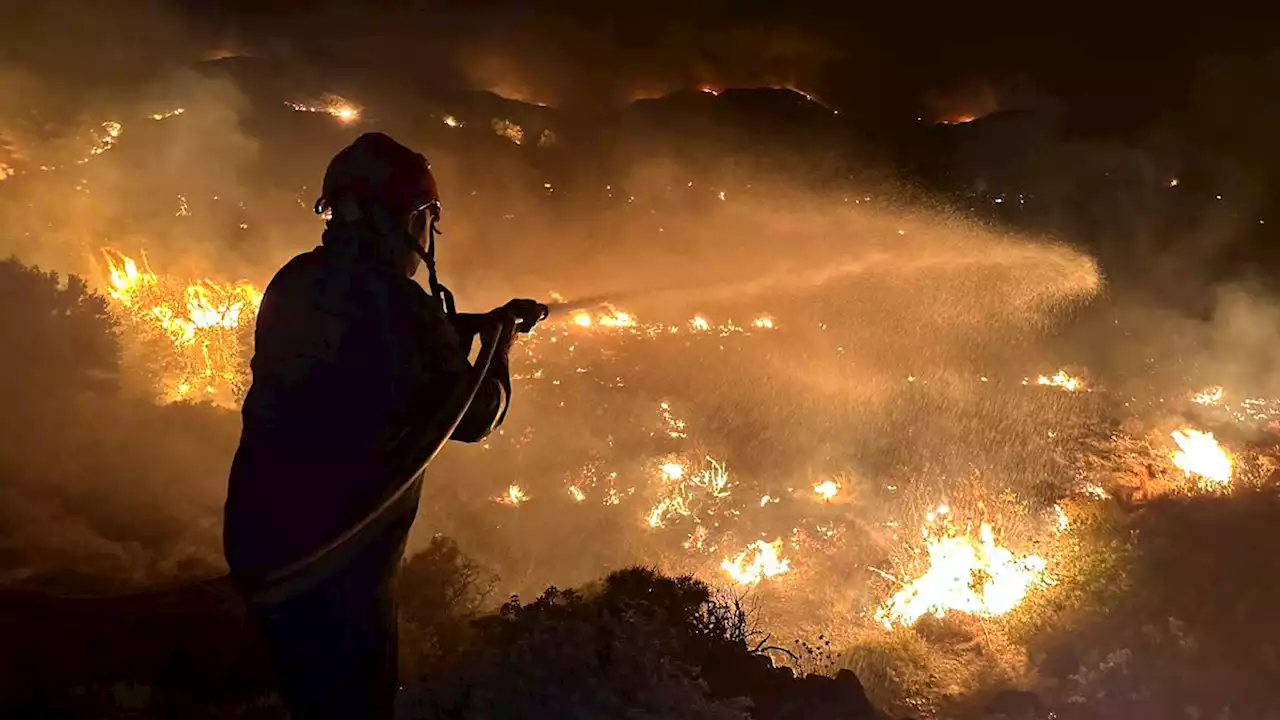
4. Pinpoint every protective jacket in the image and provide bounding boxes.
[224,225,508,577]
